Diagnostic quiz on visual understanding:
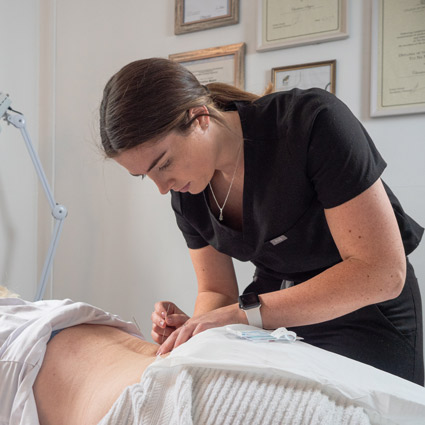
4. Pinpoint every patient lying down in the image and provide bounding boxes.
[34,324,159,424]
[1,297,425,425]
